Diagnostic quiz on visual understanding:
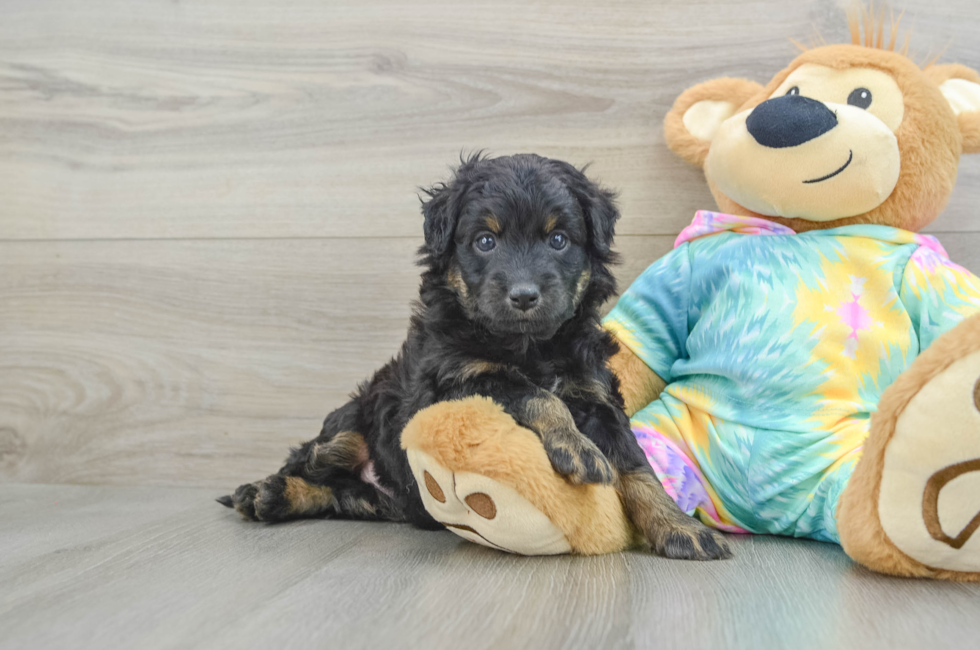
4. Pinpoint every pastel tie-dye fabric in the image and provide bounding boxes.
[604,211,980,543]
